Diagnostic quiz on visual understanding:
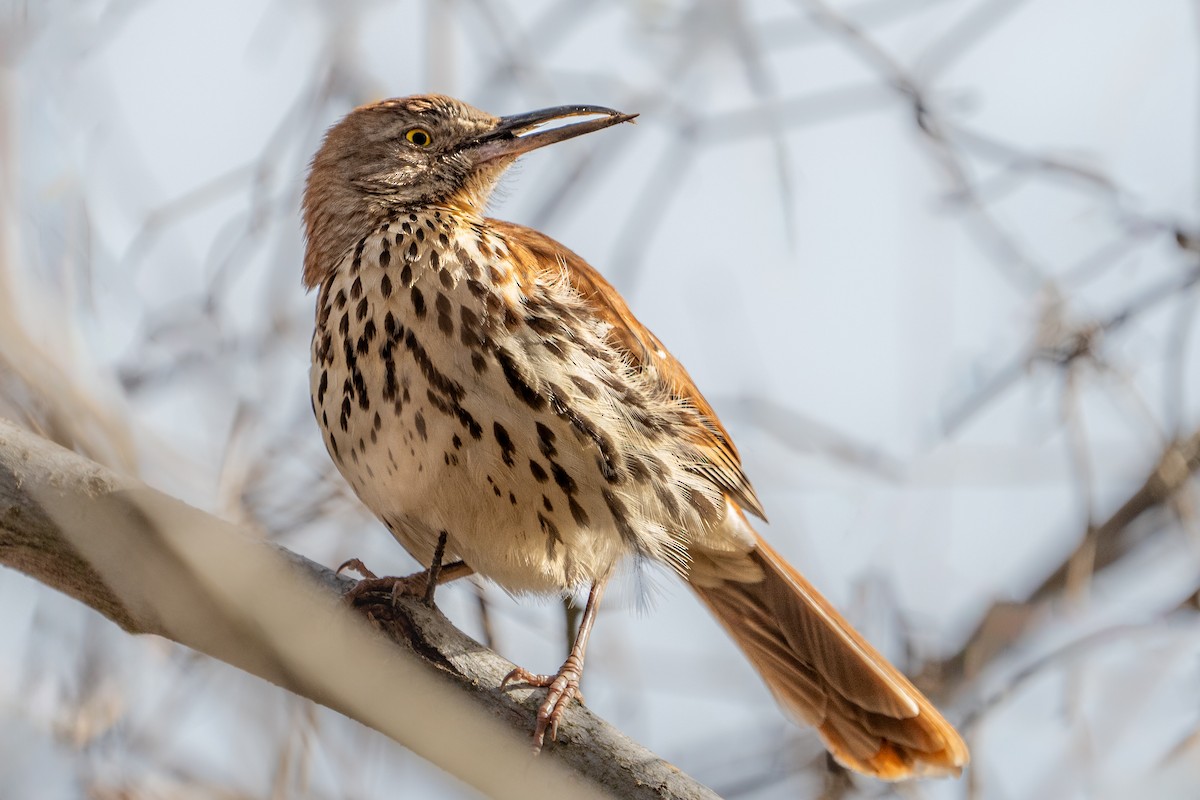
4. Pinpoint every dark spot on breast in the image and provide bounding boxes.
[338,312,349,336]
[542,495,553,512]
[550,461,576,495]
[509,491,517,505]
[547,388,622,484]
[380,274,393,298]
[400,264,414,287]
[317,331,333,365]
[404,329,464,402]
[643,453,668,477]
[351,276,363,299]
[536,422,556,458]
[384,311,402,340]
[630,407,667,439]
[466,279,487,298]
[383,354,398,402]
[627,456,651,484]
[356,297,369,321]
[317,370,328,403]
[538,512,562,557]
[569,375,599,400]
[379,247,391,268]
[354,371,369,410]
[493,422,516,466]
[603,489,641,550]
[436,293,453,335]
[414,410,427,441]
[415,227,425,242]
[569,497,590,527]
[429,249,440,269]
[407,242,419,260]
[439,268,453,289]
[471,352,488,373]
[452,434,462,450]
[496,347,545,410]
[525,315,561,336]
[335,289,347,309]
[460,306,484,348]
[340,397,351,432]
[529,459,548,483]
[373,411,382,431]
[425,388,483,440]
[410,287,426,318]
